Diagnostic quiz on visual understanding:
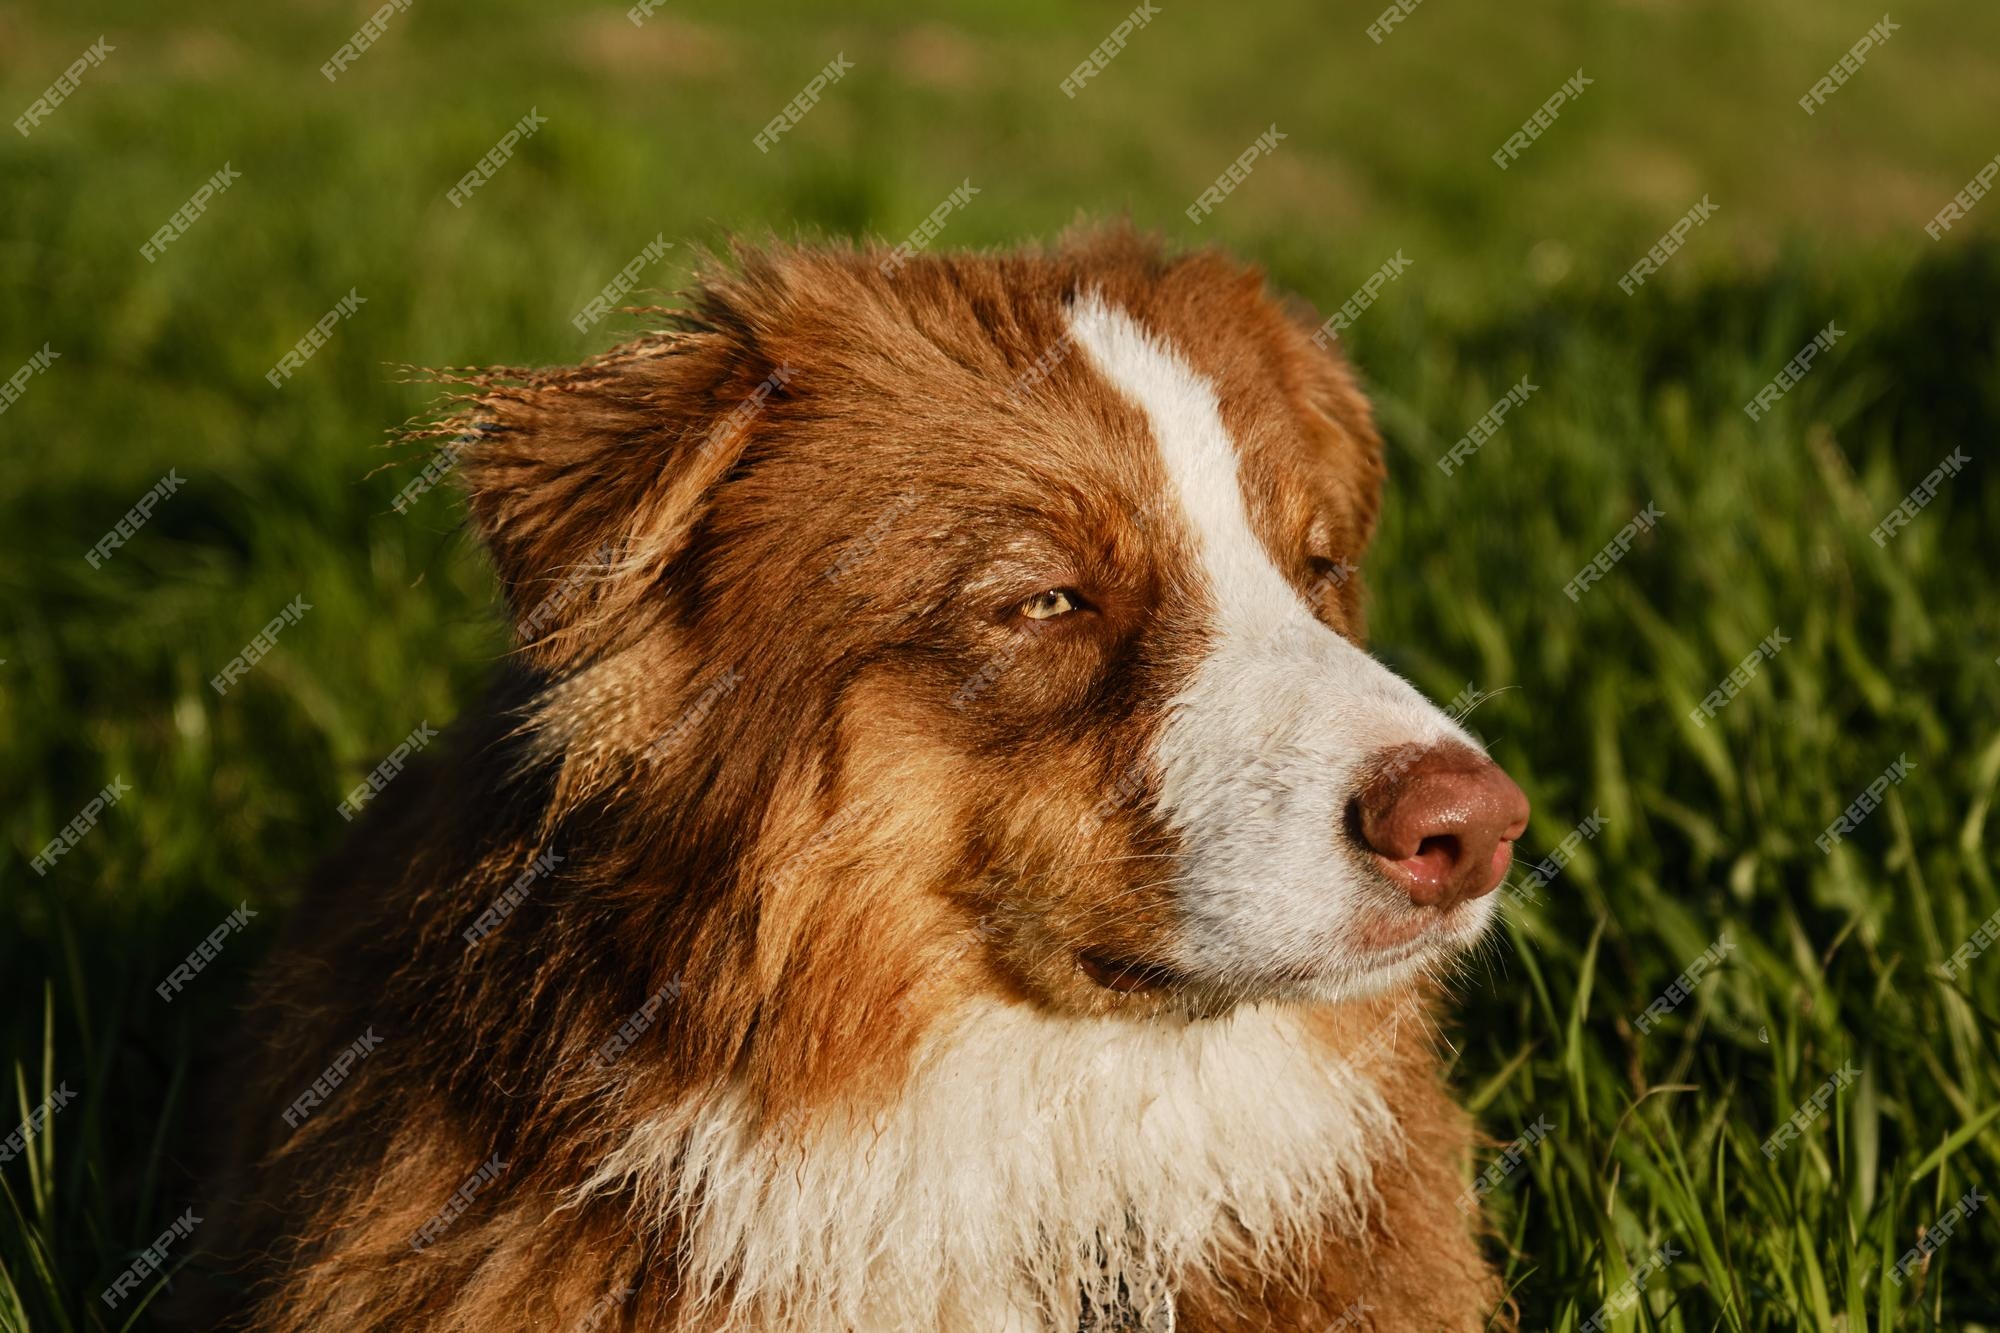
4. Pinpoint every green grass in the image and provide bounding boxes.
[4,0,1999,1327]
